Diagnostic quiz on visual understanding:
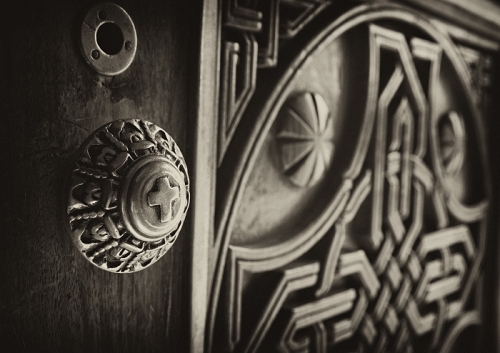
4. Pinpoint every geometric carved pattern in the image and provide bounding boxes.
[219,33,257,164]
[279,0,331,39]
[210,5,490,353]
[218,0,330,164]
